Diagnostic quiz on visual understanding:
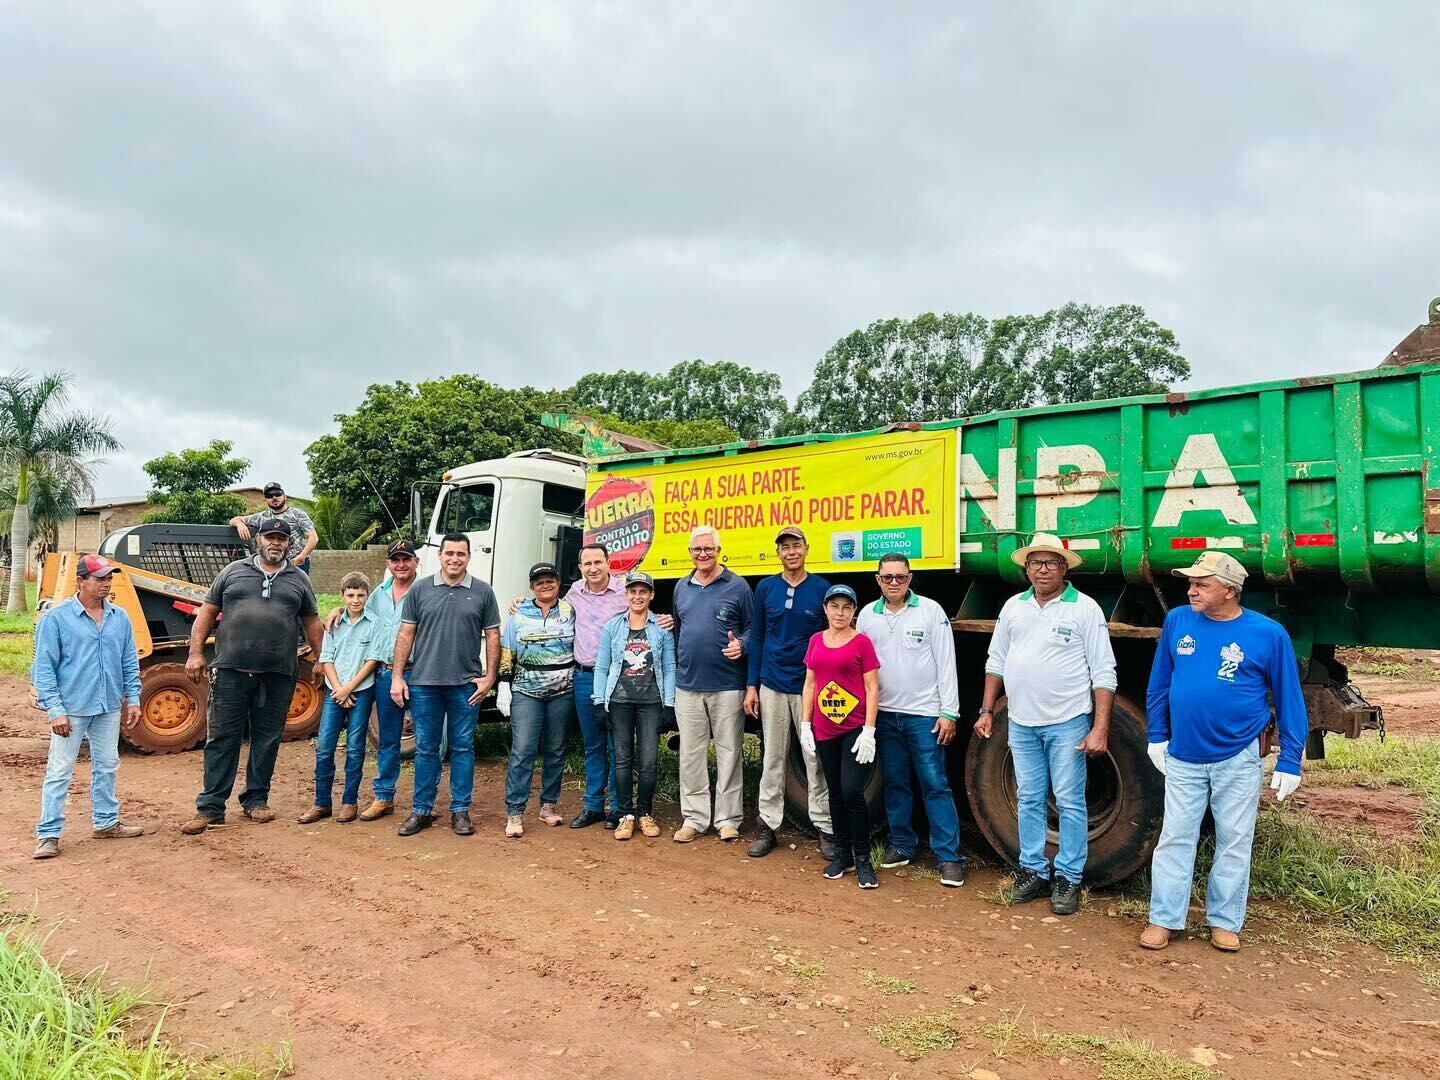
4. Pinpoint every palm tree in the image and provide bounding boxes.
[0,460,95,560]
[0,372,120,612]
[303,493,382,550]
